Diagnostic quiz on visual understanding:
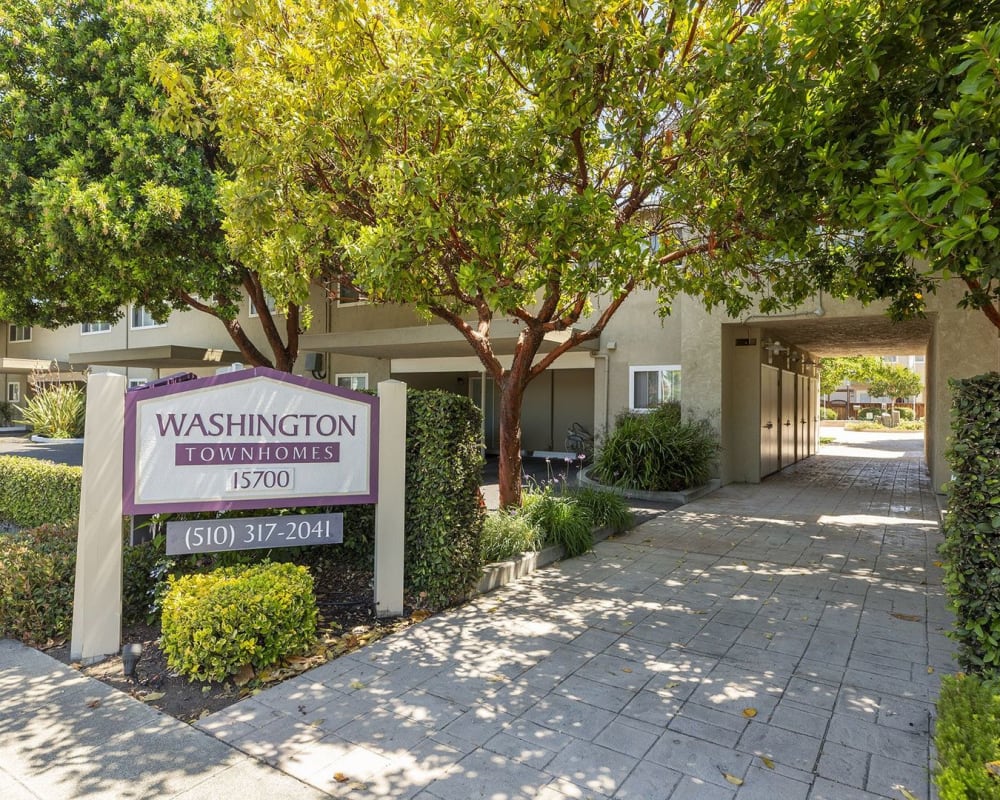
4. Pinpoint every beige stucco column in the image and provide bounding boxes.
[374,379,406,617]
[71,372,126,663]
